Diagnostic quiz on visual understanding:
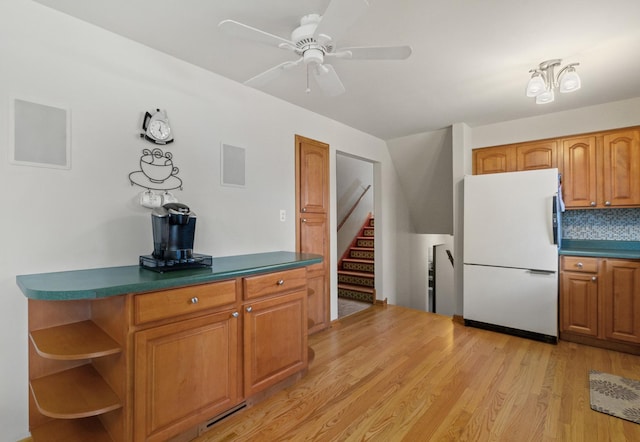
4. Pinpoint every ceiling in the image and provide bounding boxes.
[33,0,640,140]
